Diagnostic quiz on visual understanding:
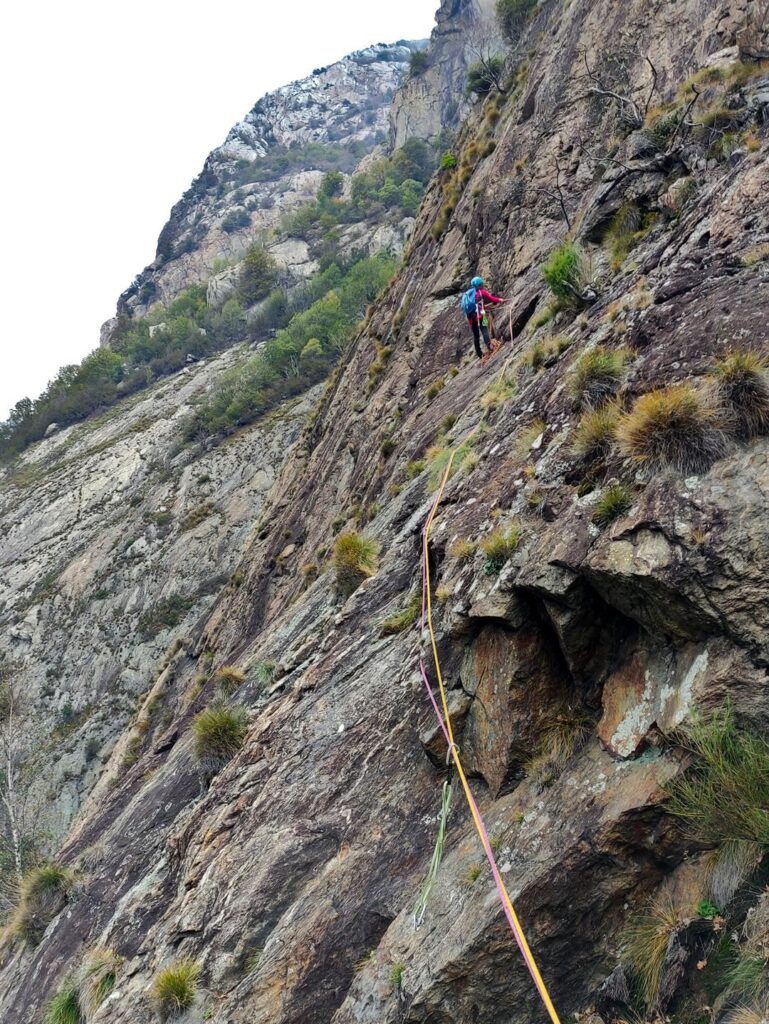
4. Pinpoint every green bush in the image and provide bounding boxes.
[152,960,200,1017]
[319,170,344,198]
[439,152,458,171]
[44,982,82,1024]
[138,594,195,638]
[239,246,278,307]
[333,531,379,597]
[542,243,590,306]
[466,57,506,97]
[496,0,538,42]
[192,706,248,772]
[409,50,430,76]
[221,208,251,233]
